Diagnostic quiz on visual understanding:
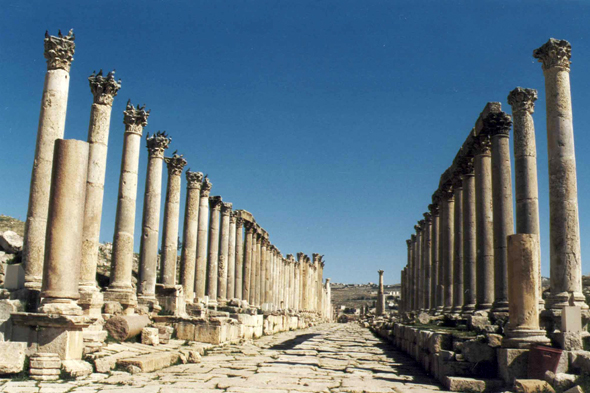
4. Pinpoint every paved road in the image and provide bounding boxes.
[0,323,446,393]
